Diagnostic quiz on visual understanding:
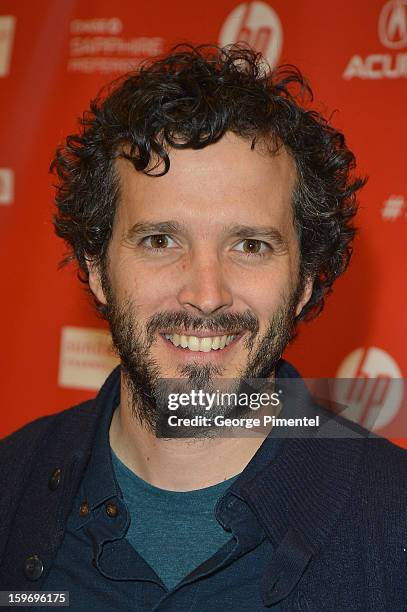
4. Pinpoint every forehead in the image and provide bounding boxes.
[114,133,297,233]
